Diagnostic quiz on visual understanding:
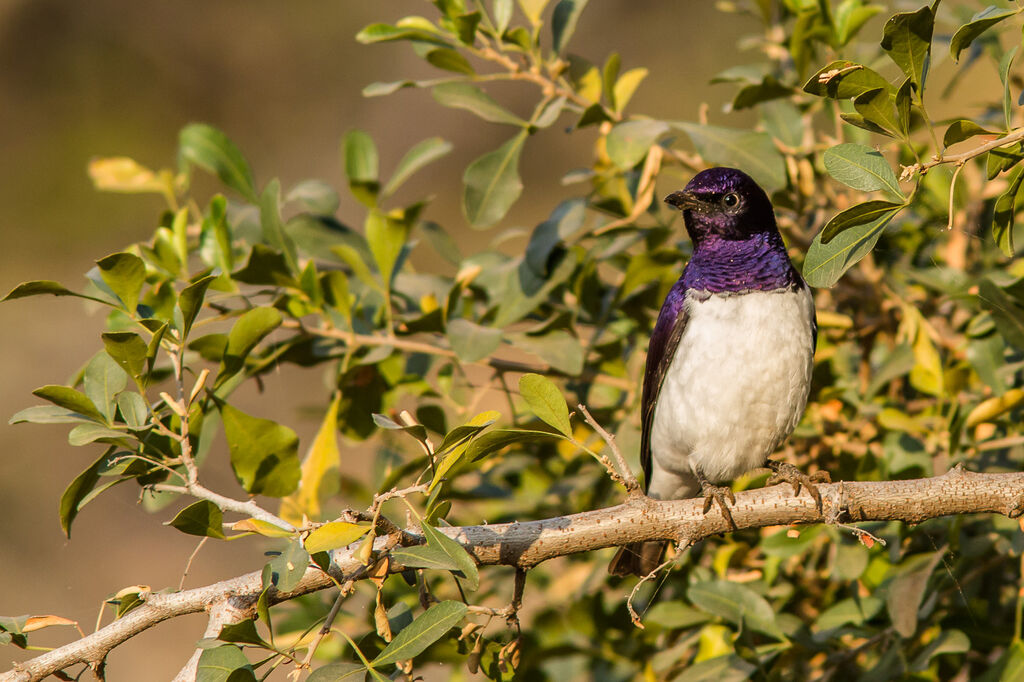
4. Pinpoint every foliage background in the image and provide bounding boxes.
[3,0,1024,680]
[0,2,750,677]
